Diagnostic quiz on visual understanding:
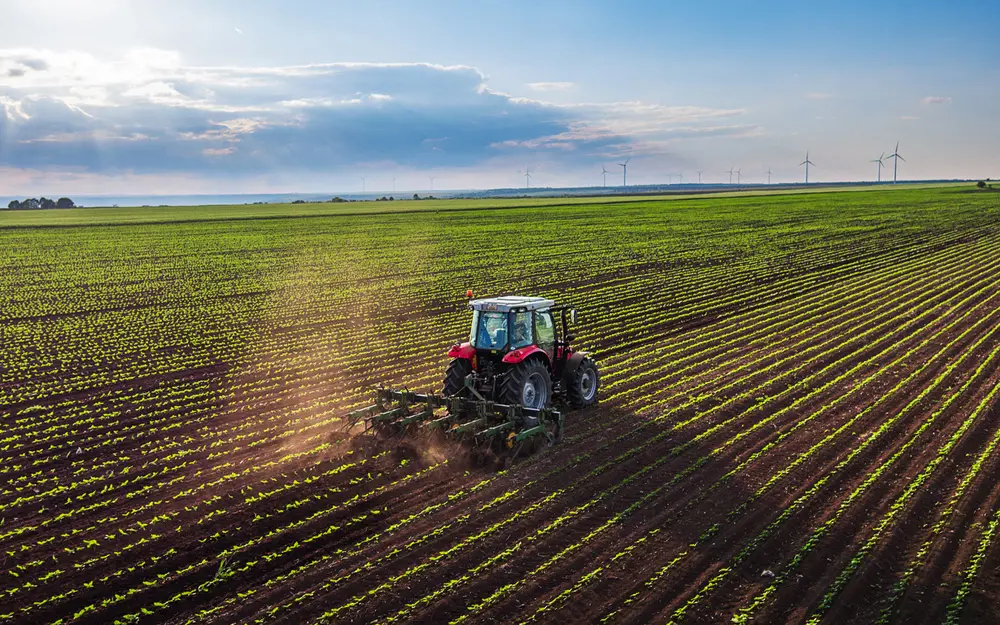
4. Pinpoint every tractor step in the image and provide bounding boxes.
[346,386,563,446]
